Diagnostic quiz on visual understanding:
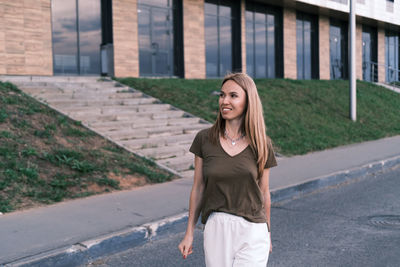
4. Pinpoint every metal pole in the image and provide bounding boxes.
[349,0,356,121]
